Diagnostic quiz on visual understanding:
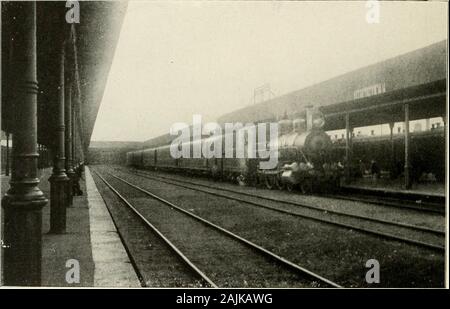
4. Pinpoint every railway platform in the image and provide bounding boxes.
[342,177,445,201]
[0,167,140,287]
